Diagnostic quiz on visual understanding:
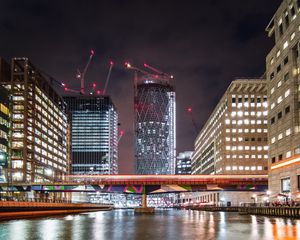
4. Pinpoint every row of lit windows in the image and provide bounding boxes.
[230,111,268,117]
[0,103,9,115]
[271,128,292,144]
[270,89,290,109]
[225,119,268,125]
[0,116,8,128]
[226,128,267,133]
[225,145,268,151]
[232,102,268,108]
[226,154,268,159]
[225,166,264,171]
